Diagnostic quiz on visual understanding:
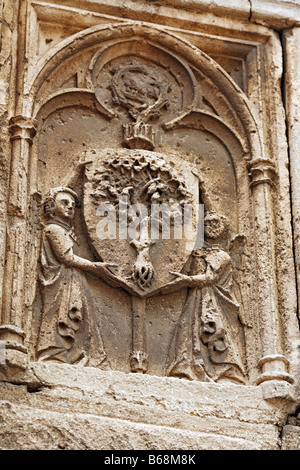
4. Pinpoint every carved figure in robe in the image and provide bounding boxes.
[164,211,246,384]
[36,186,117,366]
